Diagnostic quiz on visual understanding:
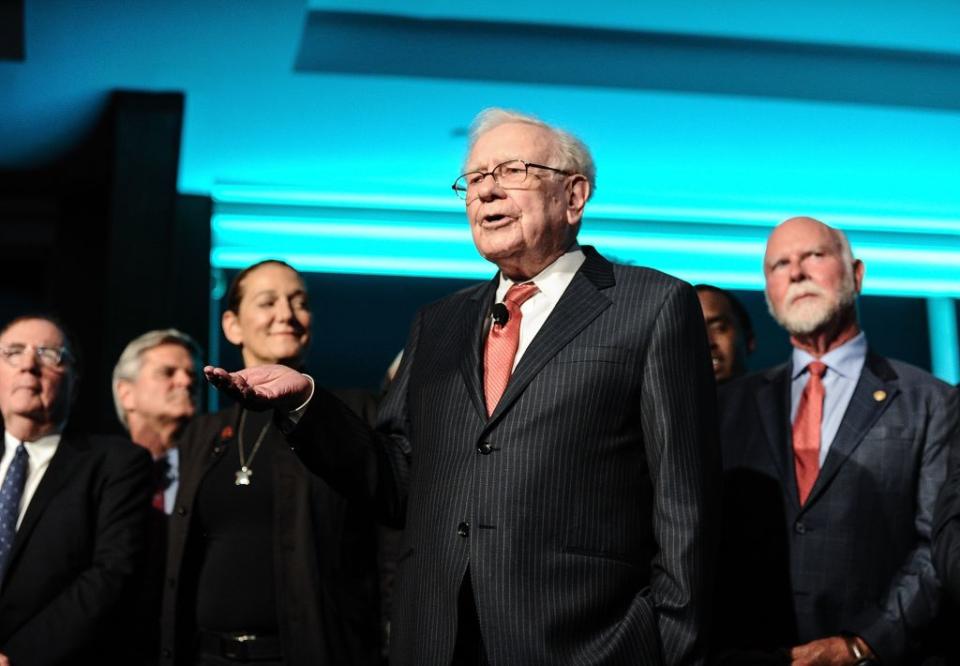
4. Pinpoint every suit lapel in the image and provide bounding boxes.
[201,407,239,479]
[487,247,615,424]
[178,406,238,503]
[458,278,498,422]
[7,435,85,570]
[803,352,898,508]
[755,363,799,512]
